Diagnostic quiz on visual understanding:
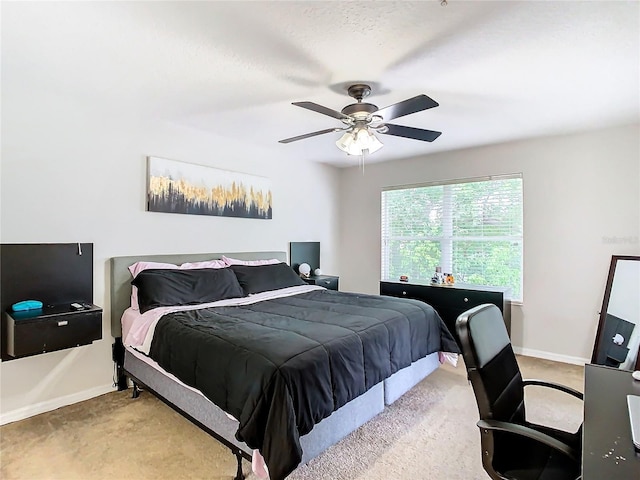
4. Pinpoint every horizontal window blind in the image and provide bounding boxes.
[381,175,523,300]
